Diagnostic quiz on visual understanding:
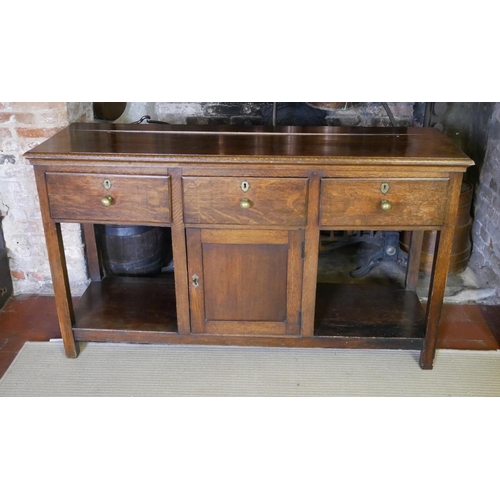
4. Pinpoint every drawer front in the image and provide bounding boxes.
[183,177,308,225]
[320,178,449,227]
[46,173,171,223]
